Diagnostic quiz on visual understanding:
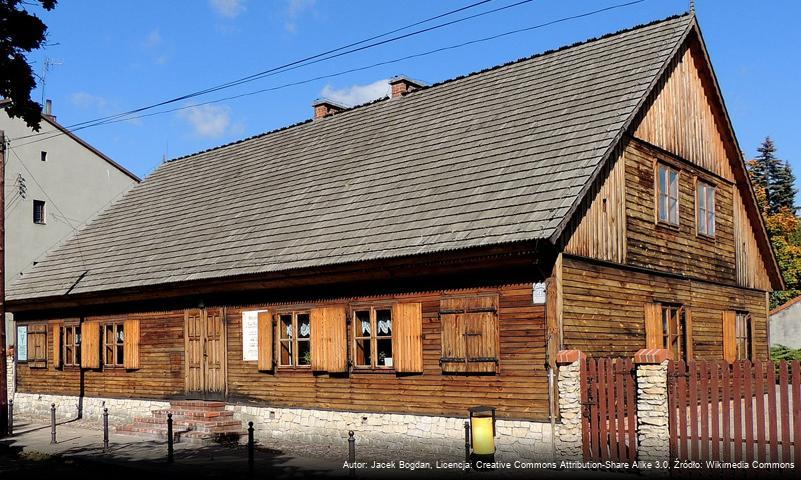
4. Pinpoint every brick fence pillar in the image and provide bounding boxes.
[633,349,671,469]
[554,349,585,461]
